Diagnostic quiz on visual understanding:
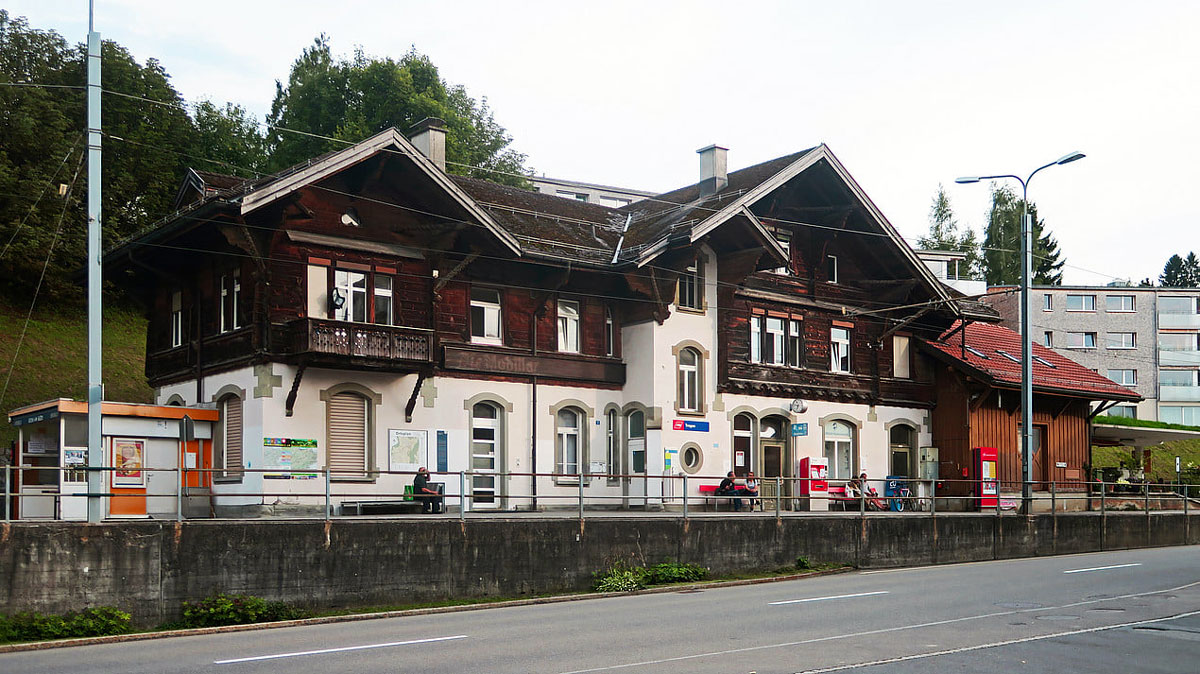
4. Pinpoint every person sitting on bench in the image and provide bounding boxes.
[740,471,759,511]
[412,467,443,513]
[715,471,743,511]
